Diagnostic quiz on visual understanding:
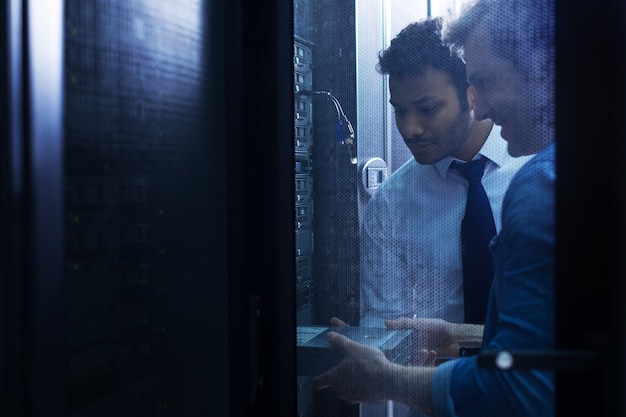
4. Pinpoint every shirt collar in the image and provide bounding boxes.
[433,124,510,179]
